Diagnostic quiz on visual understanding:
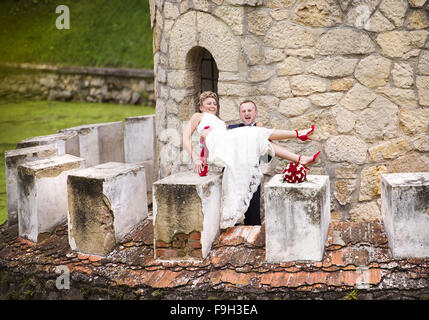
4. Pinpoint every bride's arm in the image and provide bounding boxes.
[182,113,204,172]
